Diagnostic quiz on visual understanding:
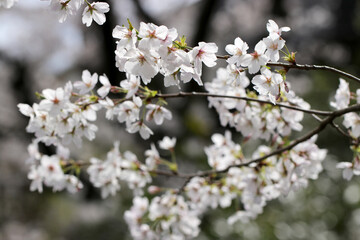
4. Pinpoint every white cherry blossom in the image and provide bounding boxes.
[116,96,142,125]
[158,136,176,150]
[330,78,350,109]
[242,40,269,74]
[39,87,67,116]
[138,22,172,50]
[252,67,283,104]
[225,37,250,66]
[145,144,160,170]
[263,34,285,62]
[123,48,159,84]
[74,70,98,95]
[127,121,153,140]
[343,113,360,138]
[82,2,110,27]
[120,74,140,98]
[97,74,111,98]
[189,42,218,76]
[112,25,137,49]
[266,19,291,37]
[98,97,116,120]
[337,161,360,181]
[145,104,172,125]
[50,0,75,23]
